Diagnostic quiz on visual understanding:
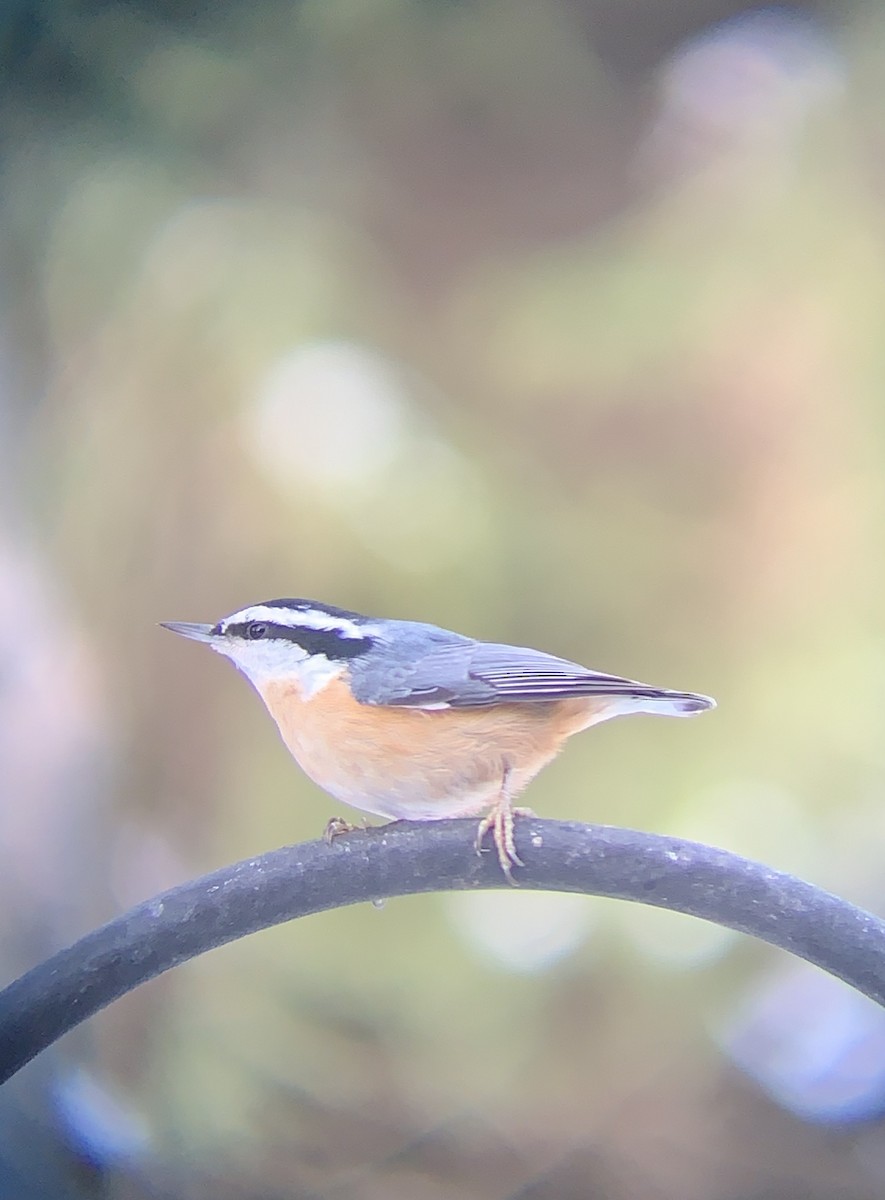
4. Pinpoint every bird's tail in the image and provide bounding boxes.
[624,689,716,718]
[569,685,715,733]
